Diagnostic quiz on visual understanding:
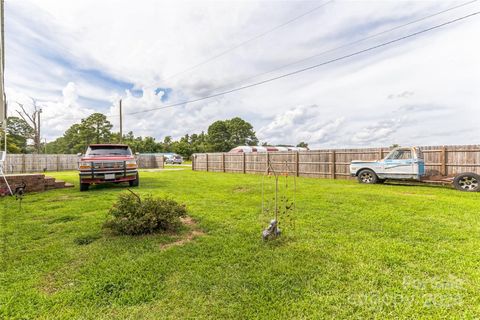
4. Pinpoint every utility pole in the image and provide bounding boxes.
[119,99,123,142]
[0,0,11,196]
[0,0,6,131]
[37,108,42,153]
